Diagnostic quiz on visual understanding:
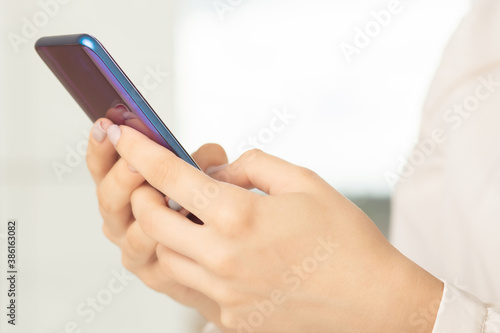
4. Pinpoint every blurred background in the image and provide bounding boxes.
[0,0,469,332]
